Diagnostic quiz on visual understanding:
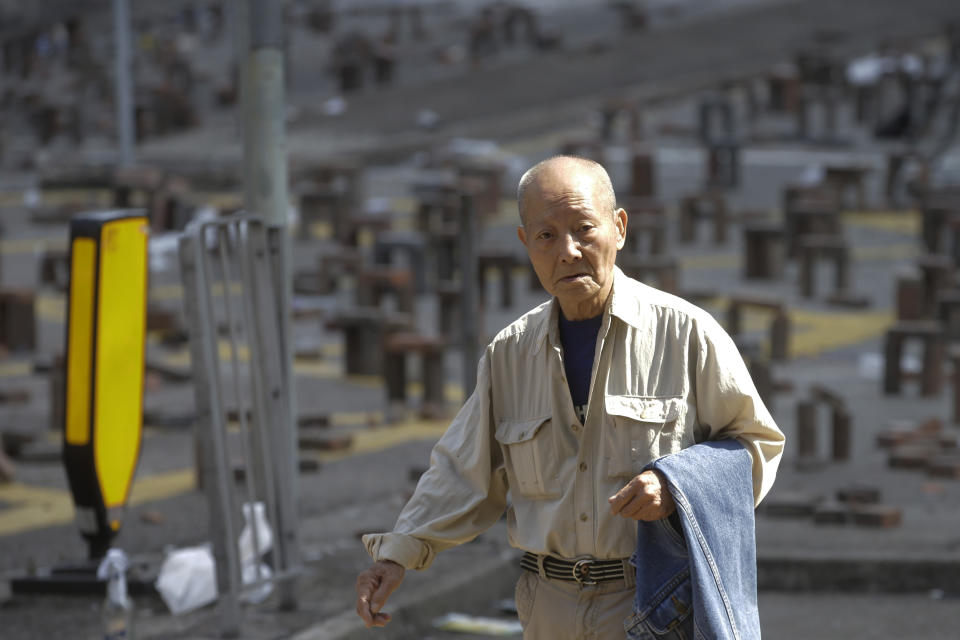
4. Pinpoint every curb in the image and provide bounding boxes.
[291,547,522,640]
[758,554,960,592]
[286,550,960,639]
